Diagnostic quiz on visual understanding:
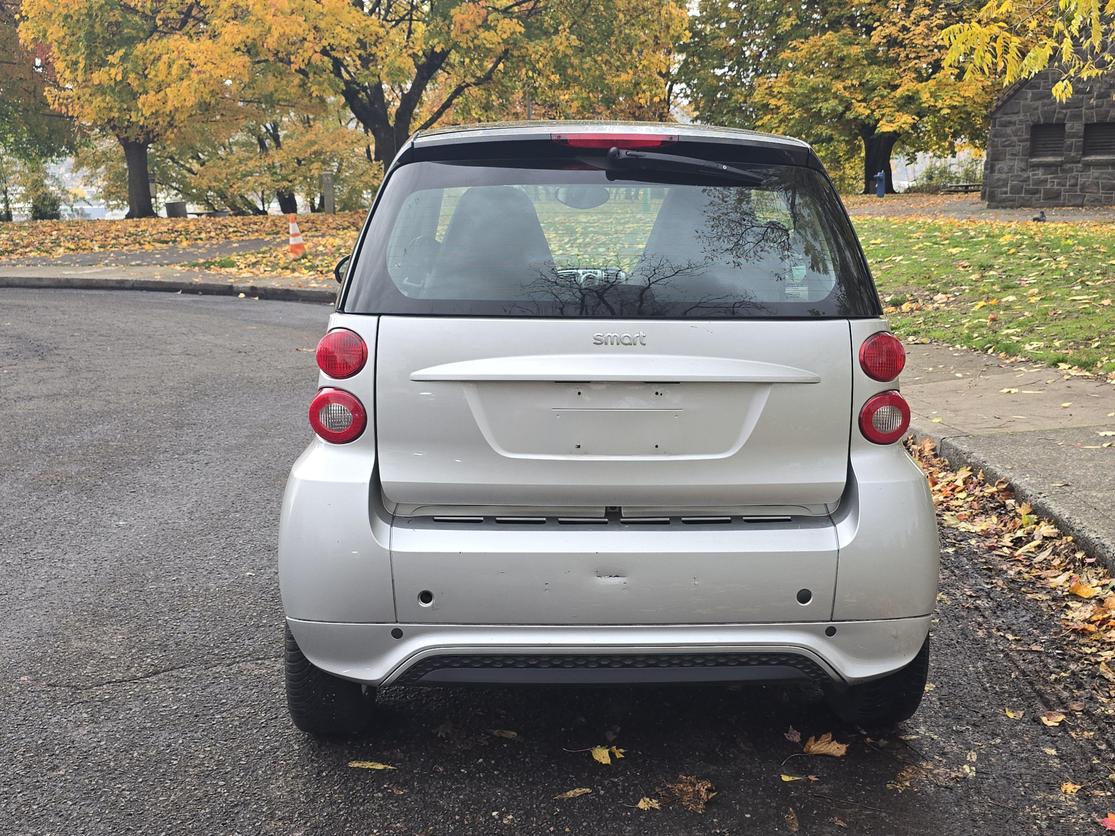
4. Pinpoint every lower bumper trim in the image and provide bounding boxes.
[397,651,829,686]
[287,616,933,687]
